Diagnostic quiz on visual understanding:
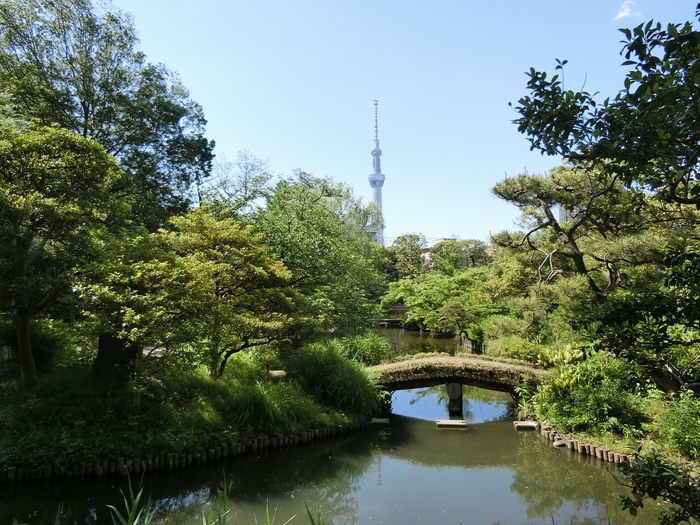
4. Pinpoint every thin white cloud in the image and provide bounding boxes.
[614,0,640,21]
